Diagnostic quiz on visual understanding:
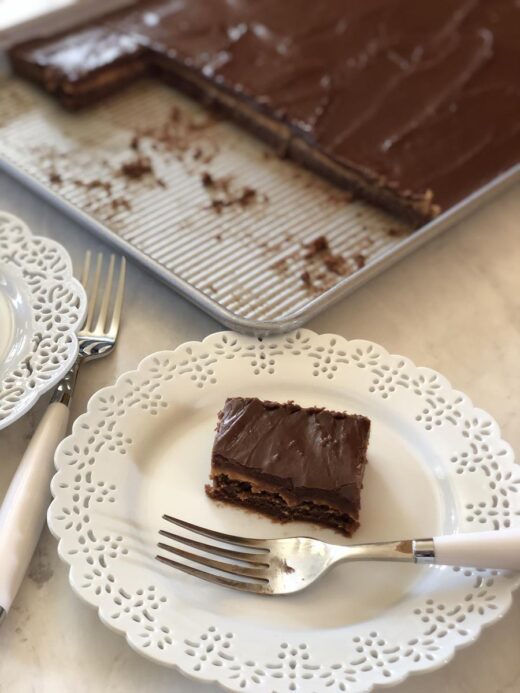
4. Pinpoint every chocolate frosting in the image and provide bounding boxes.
[211,397,370,513]
[114,0,520,208]
[11,0,520,212]
[16,24,144,82]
